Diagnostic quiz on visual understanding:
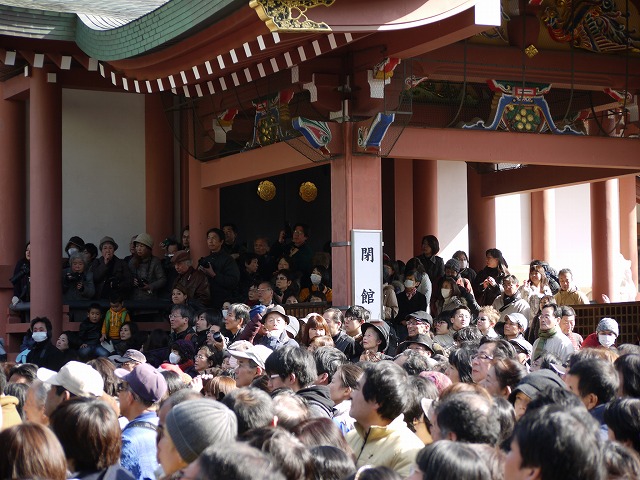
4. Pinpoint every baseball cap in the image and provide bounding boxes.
[115,363,167,403]
[229,344,273,369]
[109,349,146,365]
[407,311,433,326]
[37,361,104,397]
